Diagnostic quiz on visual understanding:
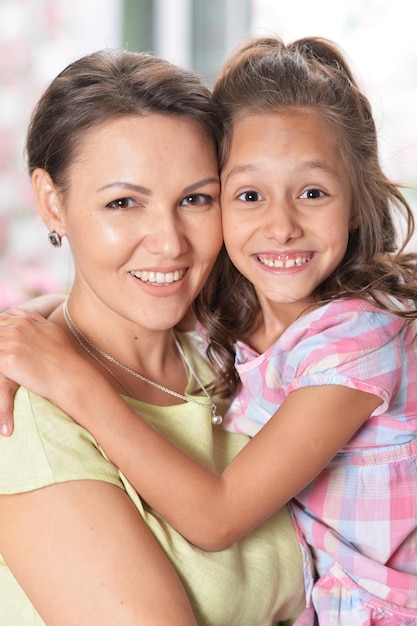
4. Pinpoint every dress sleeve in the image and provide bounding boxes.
[0,387,122,494]
[276,301,405,416]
